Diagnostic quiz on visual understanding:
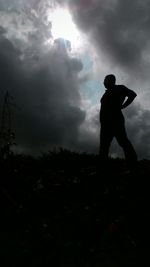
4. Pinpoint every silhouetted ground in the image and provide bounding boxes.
[0,149,150,266]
